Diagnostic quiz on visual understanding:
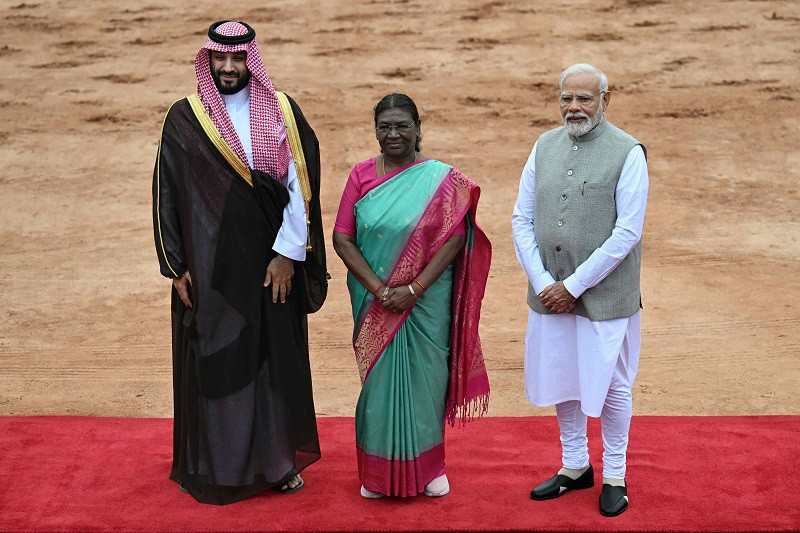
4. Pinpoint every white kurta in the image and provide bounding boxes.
[512,139,649,417]
[222,87,308,261]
